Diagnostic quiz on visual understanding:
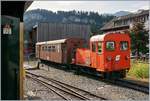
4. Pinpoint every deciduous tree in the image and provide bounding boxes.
[130,22,149,58]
